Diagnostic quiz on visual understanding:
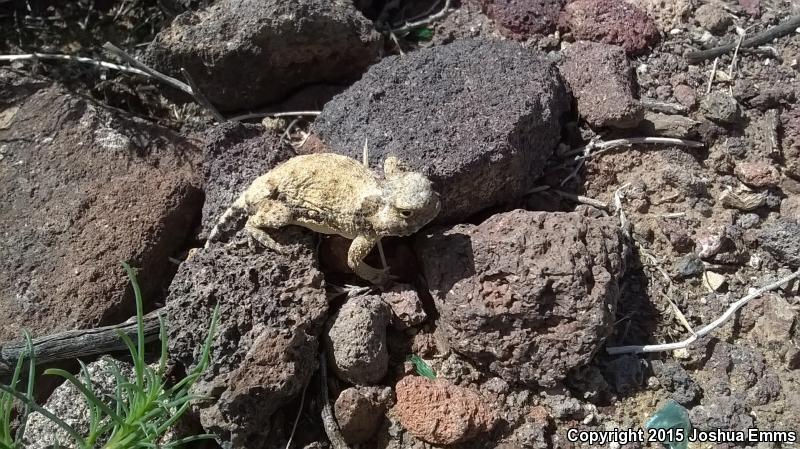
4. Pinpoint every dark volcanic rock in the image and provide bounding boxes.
[416,210,625,387]
[650,360,700,405]
[0,70,202,341]
[334,386,392,444]
[483,0,565,37]
[781,107,800,179]
[759,220,800,267]
[558,0,661,55]
[701,91,741,124]
[313,38,569,223]
[325,294,391,385]
[145,0,381,111]
[199,122,295,238]
[560,41,644,128]
[166,230,327,446]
